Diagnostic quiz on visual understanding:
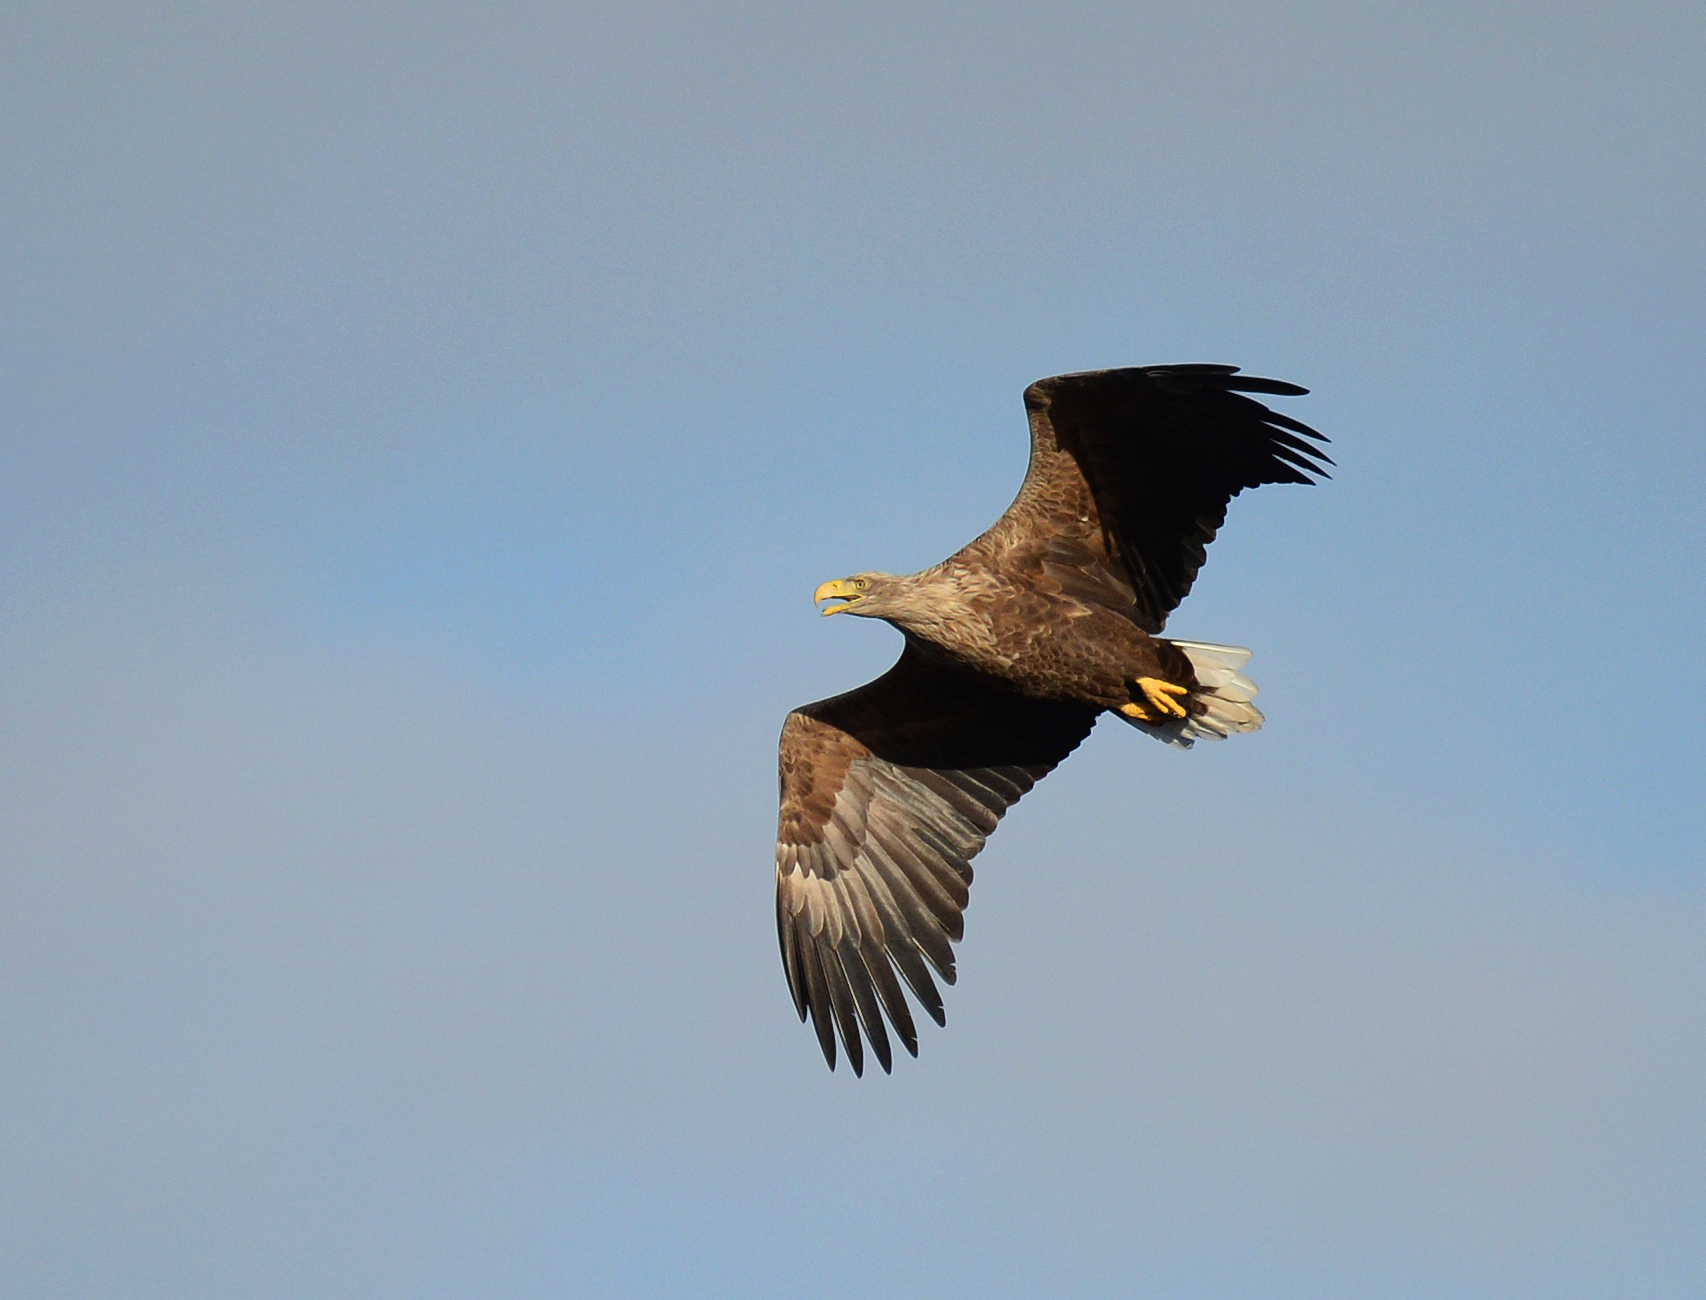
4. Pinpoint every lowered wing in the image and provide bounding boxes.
[776,646,1097,1073]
